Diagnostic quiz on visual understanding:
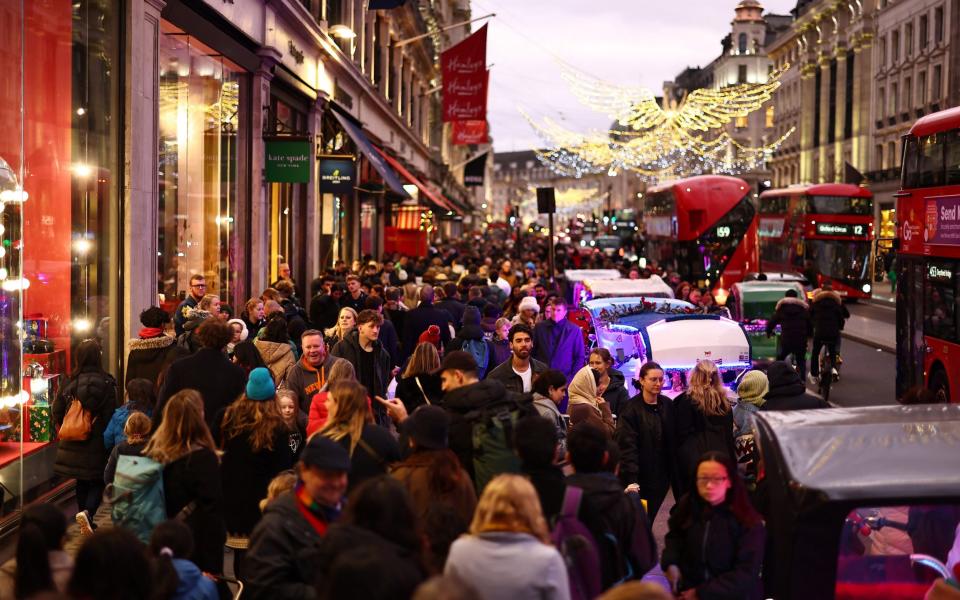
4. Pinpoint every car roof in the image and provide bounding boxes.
[755,405,960,501]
